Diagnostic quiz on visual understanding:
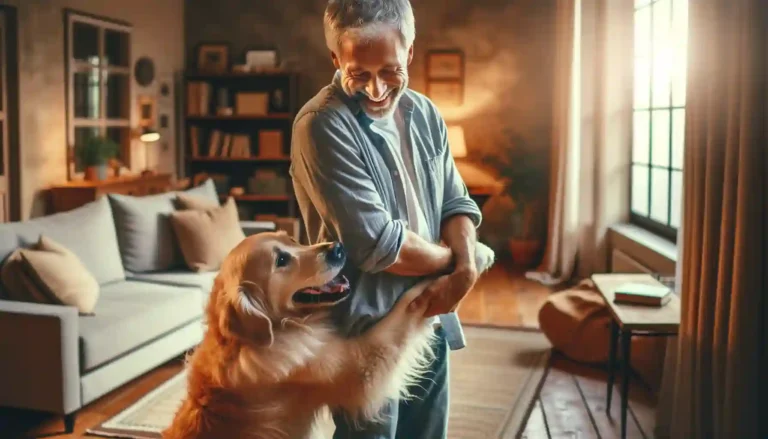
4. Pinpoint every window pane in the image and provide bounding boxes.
[74,70,100,119]
[635,6,651,60]
[633,111,650,163]
[636,0,652,7]
[650,168,670,224]
[72,22,99,65]
[105,73,129,119]
[652,0,672,107]
[651,110,670,167]
[105,30,130,67]
[634,57,650,109]
[632,164,650,216]
[670,169,683,228]
[671,0,689,106]
[672,109,685,169]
